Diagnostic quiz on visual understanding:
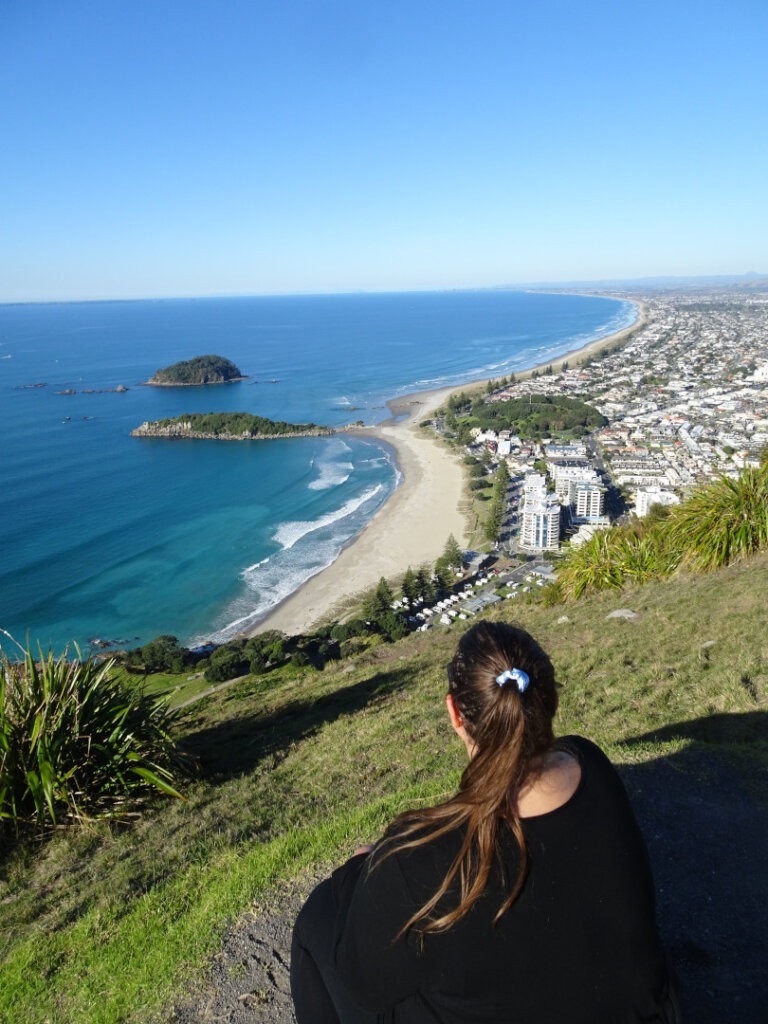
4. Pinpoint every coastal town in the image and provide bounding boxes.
[454,289,768,554]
